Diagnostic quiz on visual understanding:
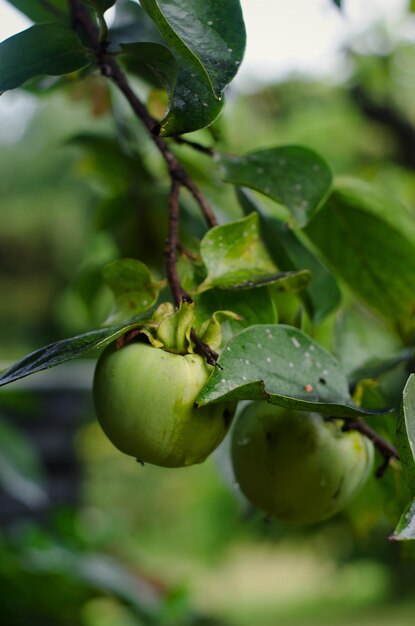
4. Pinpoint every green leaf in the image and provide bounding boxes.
[102,259,163,324]
[332,0,342,8]
[0,23,90,92]
[305,178,415,339]
[195,213,310,293]
[237,188,341,324]
[121,42,223,135]
[0,415,48,508]
[140,0,246,98]
[334,305,404,378]
[197,324,386,417]
[5,0,69,23]
[391,498,415,541]
[411,0,415,13]
[396,375,415,493]
[220,146,333,228]
[0,316,149,388]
